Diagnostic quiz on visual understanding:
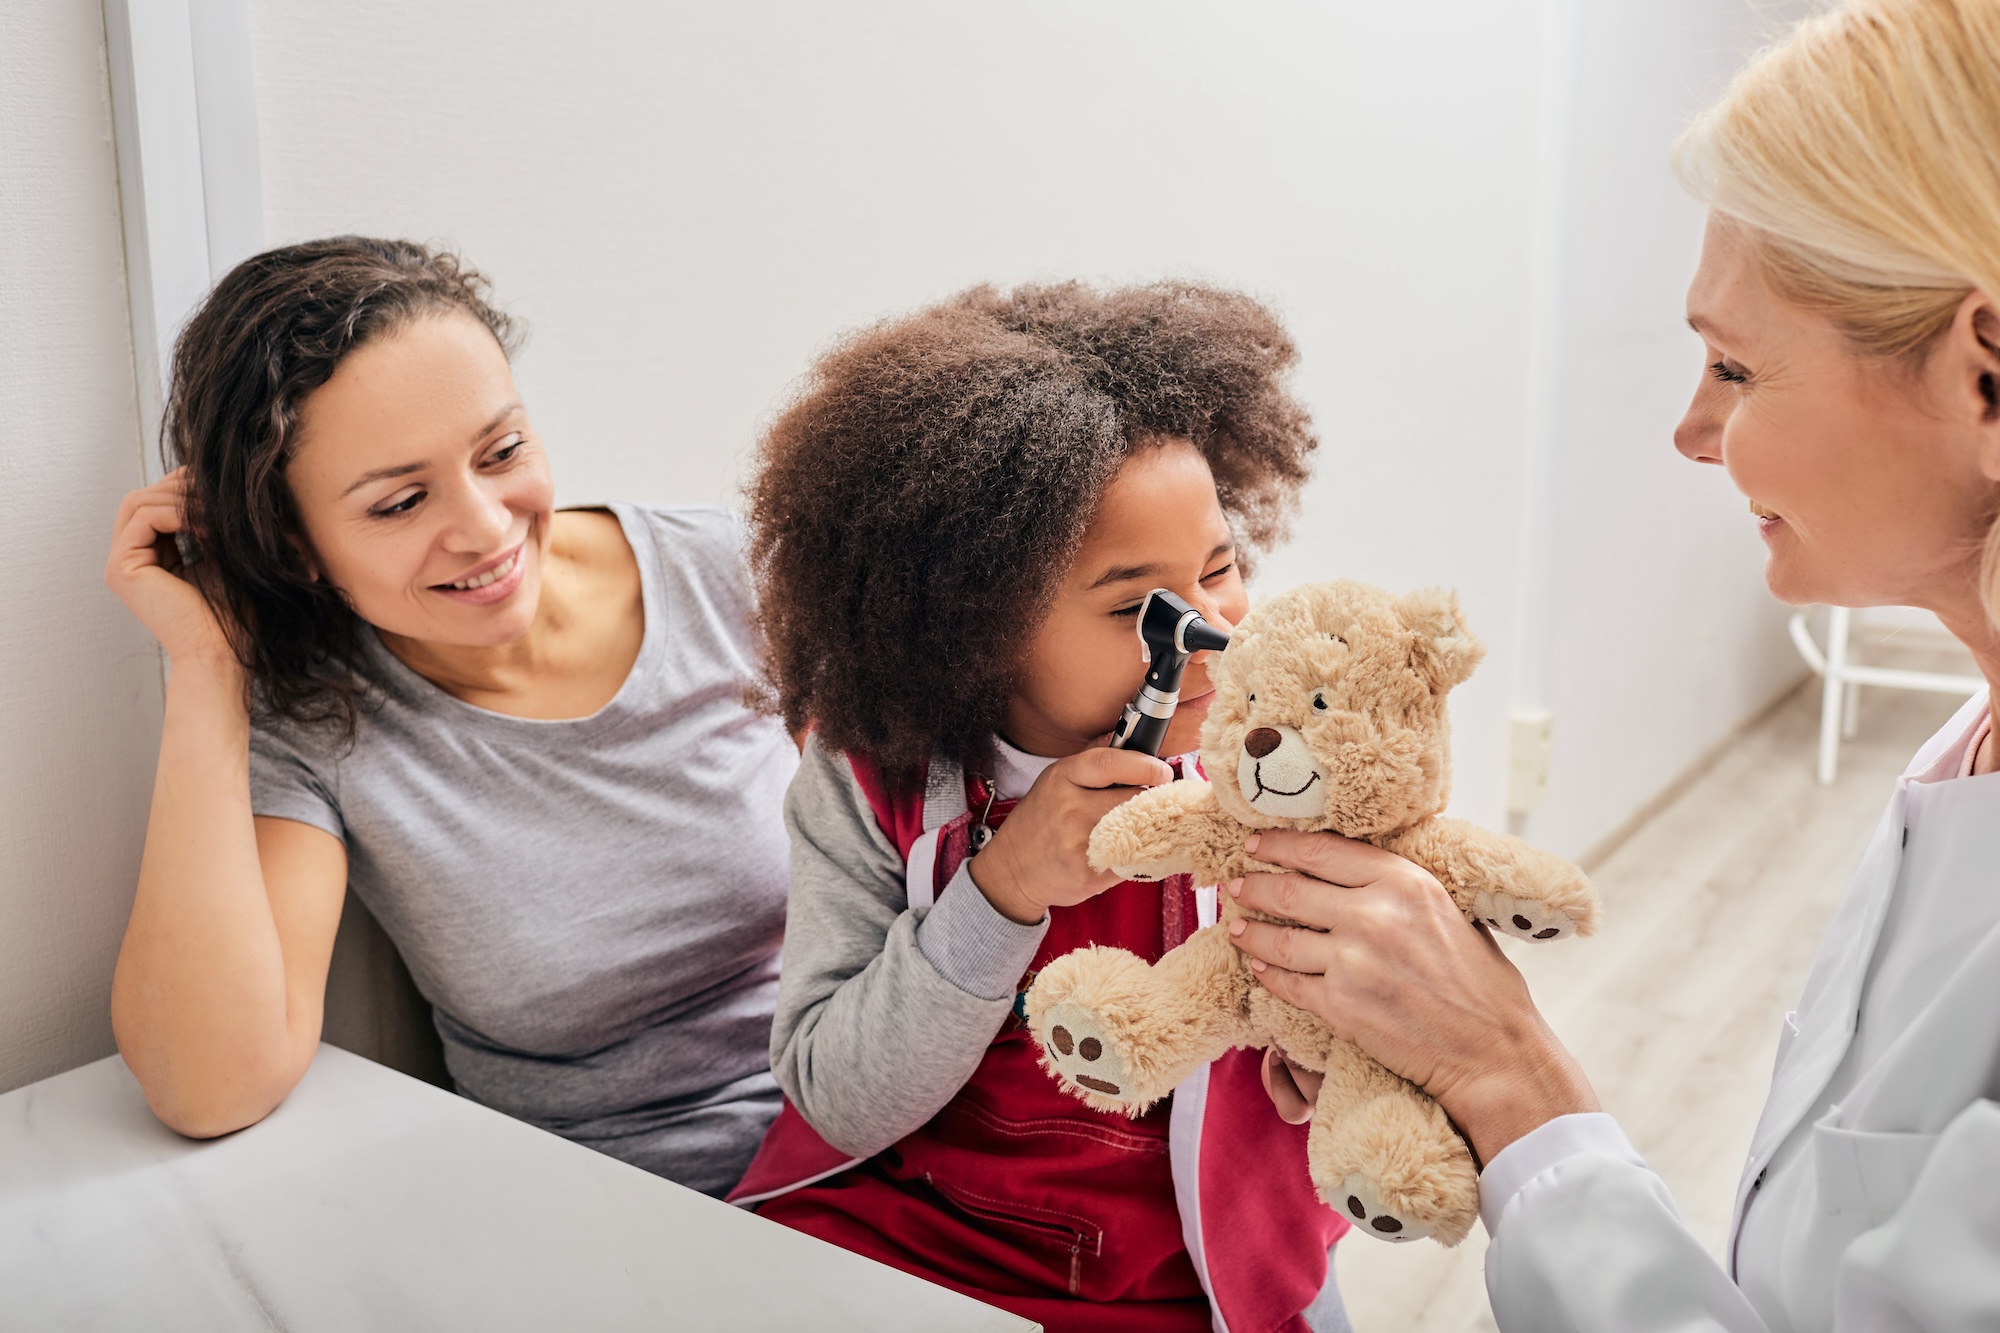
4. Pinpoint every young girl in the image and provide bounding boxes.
[730,282,1350,1331]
